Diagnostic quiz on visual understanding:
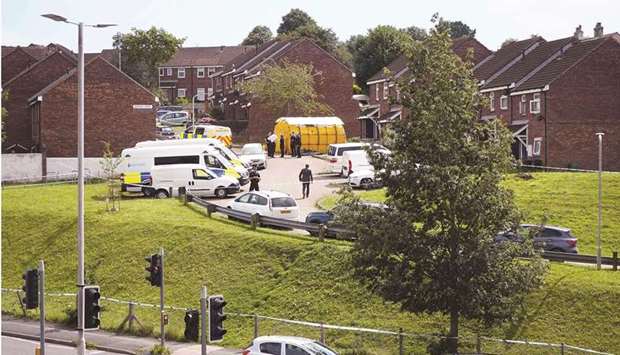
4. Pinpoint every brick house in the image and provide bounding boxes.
[209,38,358,142]
[478,25,620,170]
[2,44,157,159]
[158,45,252,104]
[2,43,73,85]
[360,37,492,139]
